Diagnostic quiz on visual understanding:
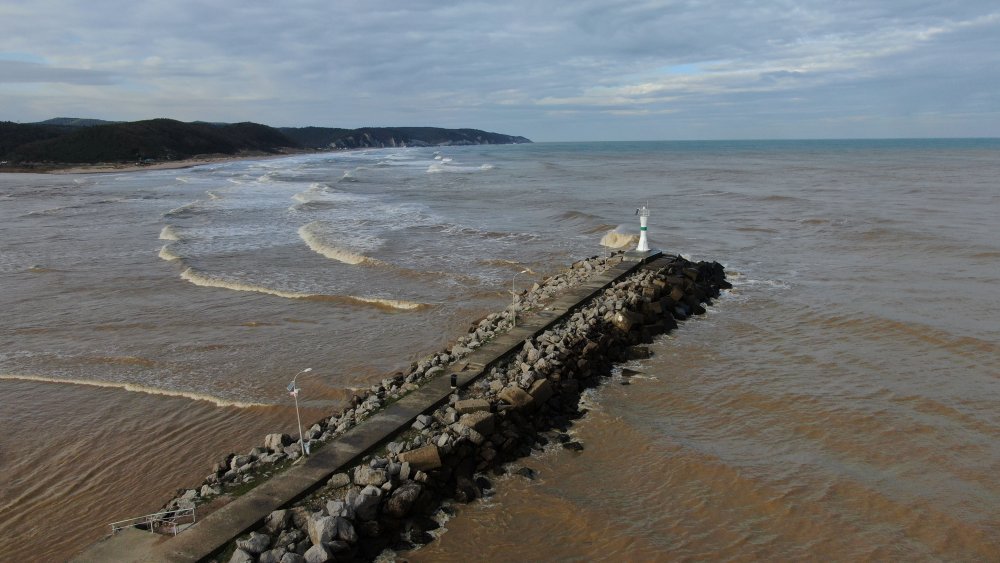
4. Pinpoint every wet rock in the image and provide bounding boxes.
[280,554,305,563]
[528,379,554,404]
[385,481,423,518]
[563,441,585,452]
[515,467,538,480]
